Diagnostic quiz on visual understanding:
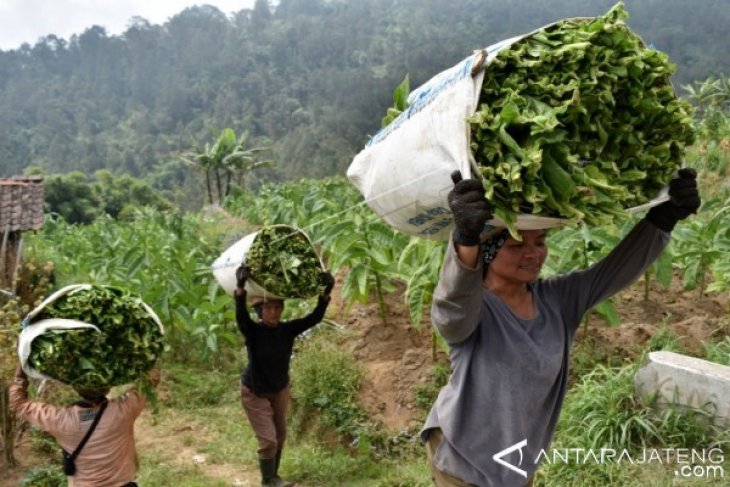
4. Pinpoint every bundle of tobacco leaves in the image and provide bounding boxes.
[246,226,326,299]
[468,2,695,229]
[379,3,695,234]
[27,285,163,390]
